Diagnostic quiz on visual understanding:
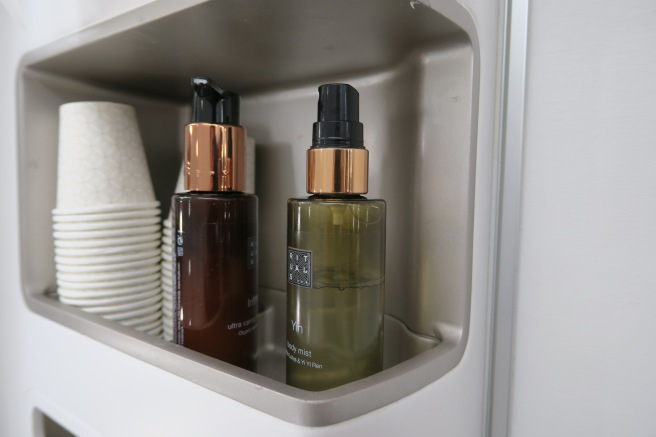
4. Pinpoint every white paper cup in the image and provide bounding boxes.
[134,318,162,331]
[162,296,173,310]
[162,227,172,238]
[54,240,160,257]
[57,273,160,290]
[53,207,161,223]
[56,256,161,273]
[174,161,186,194]
[52,201,161,216]
[103,301,162,321]
[56,255,161,273]
[53,216,160,232]
[162,251,173,263]
[245,136,256,194]
[161,278,172,290]
[56,265,160,282]
[160,260,172,273]
[162,294,173,309]
[145,325,163,336]
[79,294,162,314]
[163,316,173,330]
[163,218,172,228]
[161,242,172,253]
[147,328,163,336]
[57,281,161,299]
[117,310,161,327]
[56,102,156,210]
[161,272,172,283]
[54,233,160,249]
[55,248,161,266]
[58,287,161,306]
[53,224,160,240]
